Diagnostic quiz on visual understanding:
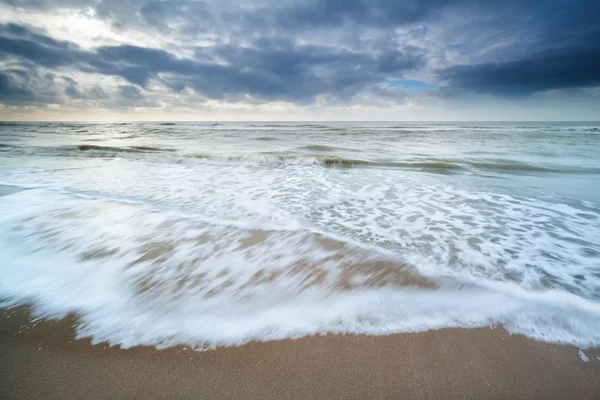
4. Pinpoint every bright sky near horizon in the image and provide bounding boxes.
[0,0,599,121]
